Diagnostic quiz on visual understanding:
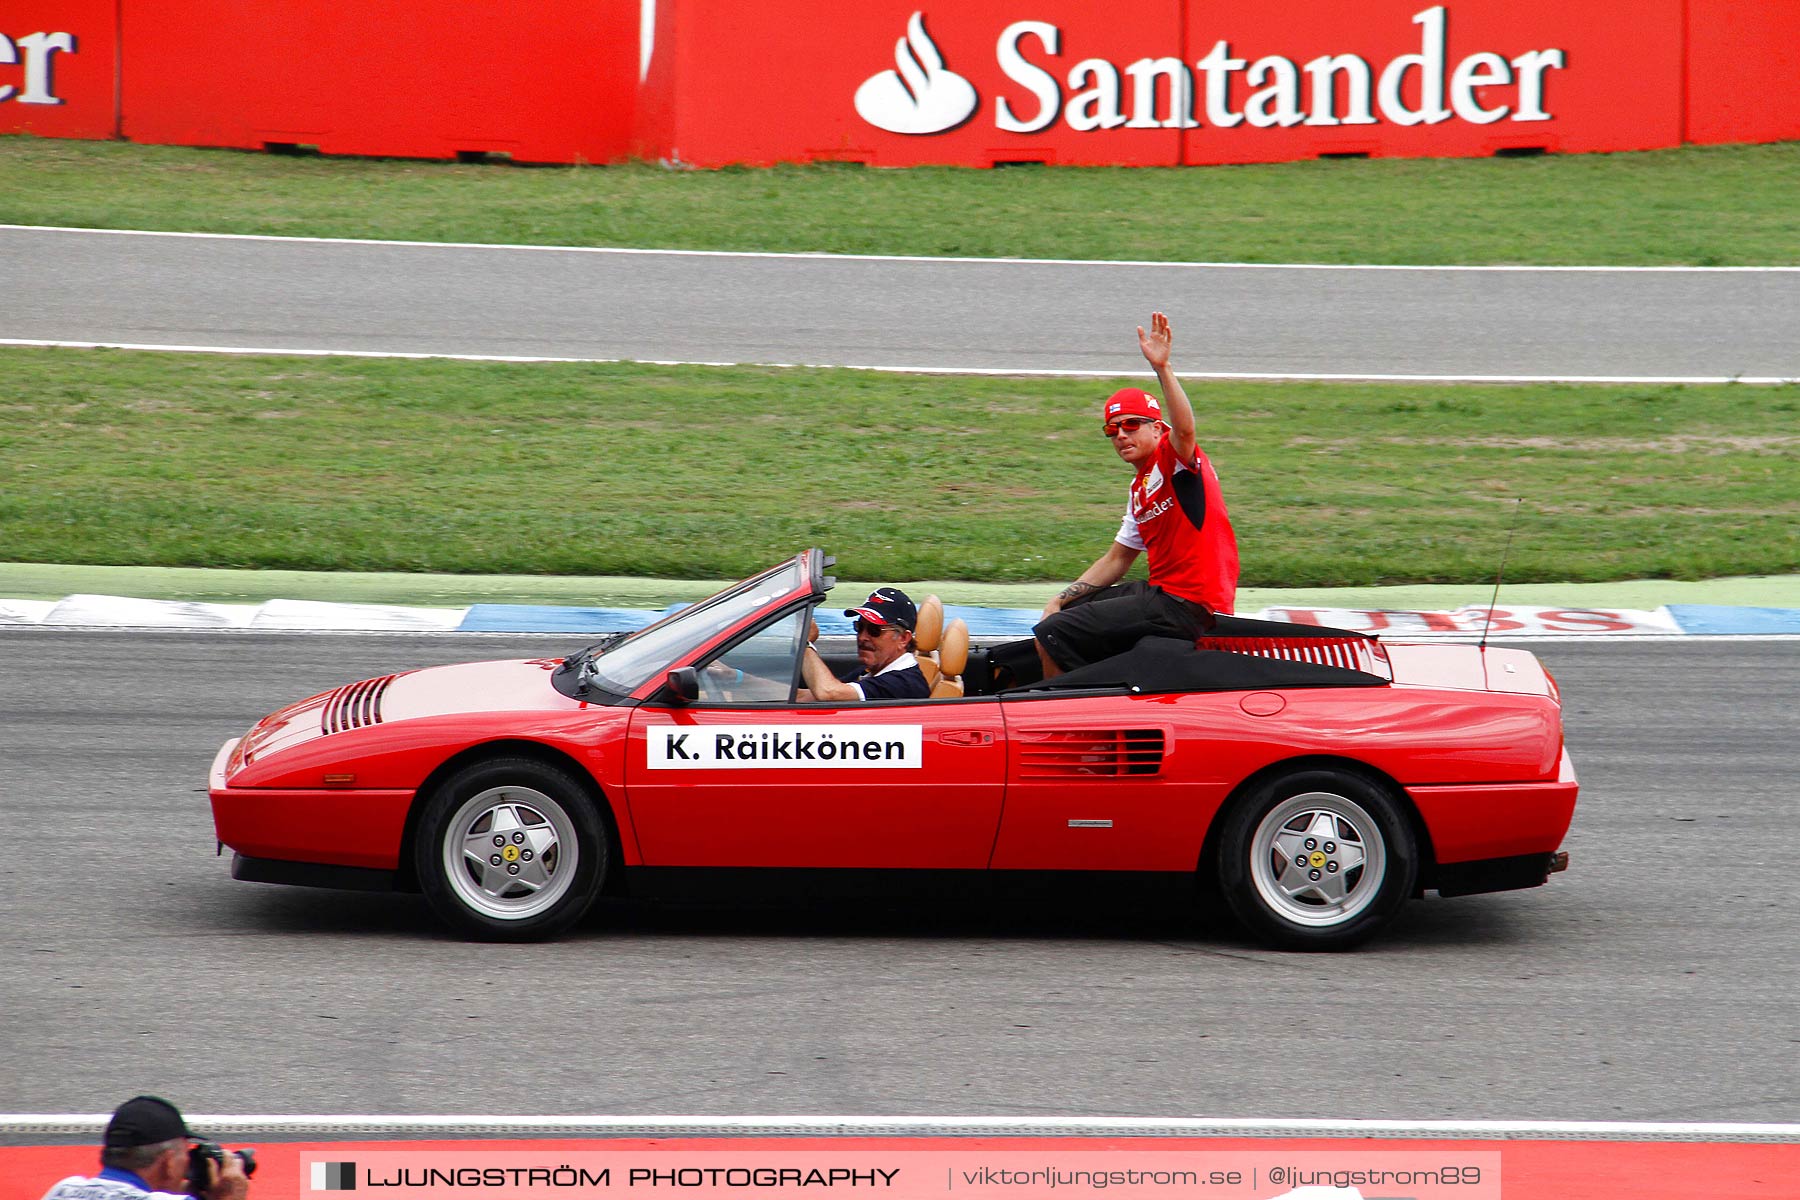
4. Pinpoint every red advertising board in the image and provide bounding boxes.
[1176,0,1682,164]
[4,1,1794,169]
[637,1,1688,168]
[0,0,117,140]
[117,1,638,164]
[1685,0,1800,146]
[638,2,1183,166]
